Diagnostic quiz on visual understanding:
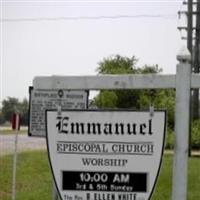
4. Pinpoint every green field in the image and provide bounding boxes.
[0,151,199,200]
[0,129,27,135]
